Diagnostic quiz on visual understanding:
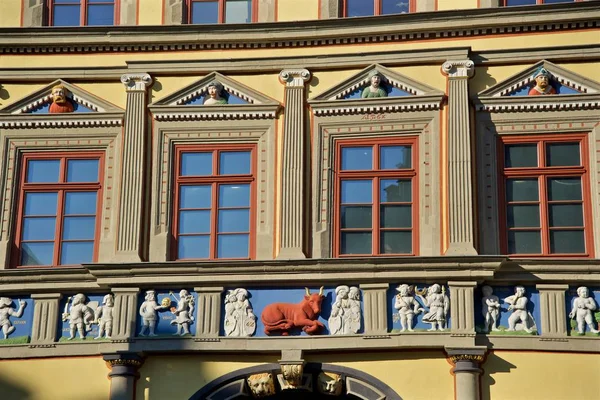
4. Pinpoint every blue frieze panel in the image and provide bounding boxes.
[388,284,451,333]
[566,286,600,337]
[475,286,541,335]
[59,294,106,341]
[0,296,33,345]
[136,289,198,338]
